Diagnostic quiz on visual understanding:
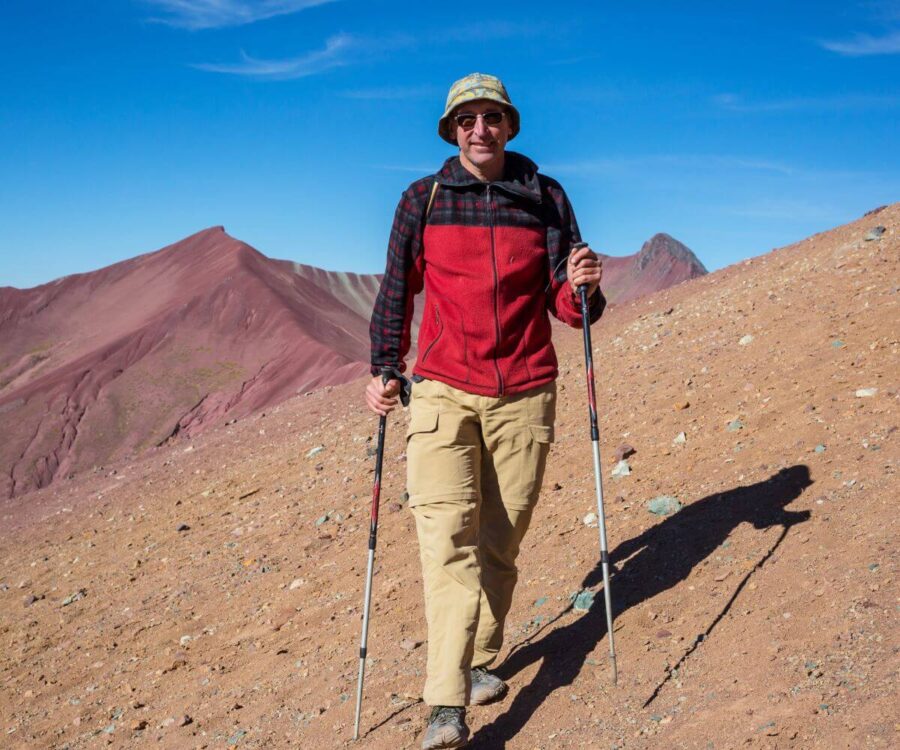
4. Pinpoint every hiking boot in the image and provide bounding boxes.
[422,706,469,750]
[470,667,508,705]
